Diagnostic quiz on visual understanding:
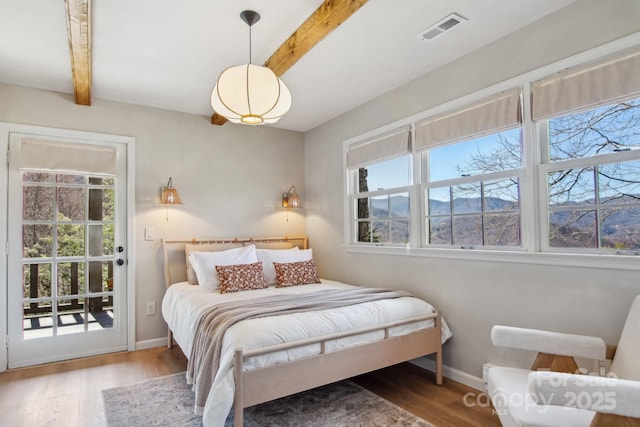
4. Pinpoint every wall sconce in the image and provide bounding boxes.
[281,185,302,208]
[160,177,183,221]
[160,177,183,205]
